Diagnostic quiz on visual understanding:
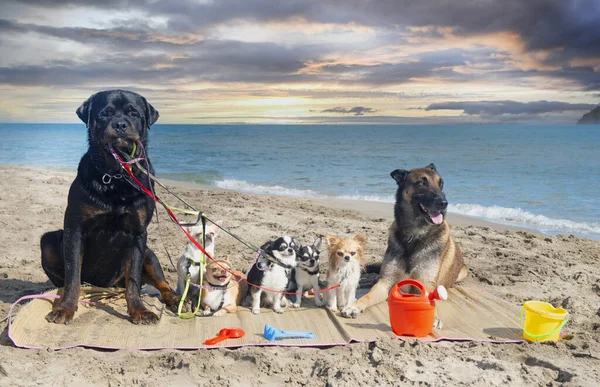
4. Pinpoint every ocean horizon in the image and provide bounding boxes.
[1,123,599,239]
